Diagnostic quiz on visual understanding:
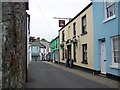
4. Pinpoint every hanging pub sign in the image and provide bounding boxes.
[59,20,65,27]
